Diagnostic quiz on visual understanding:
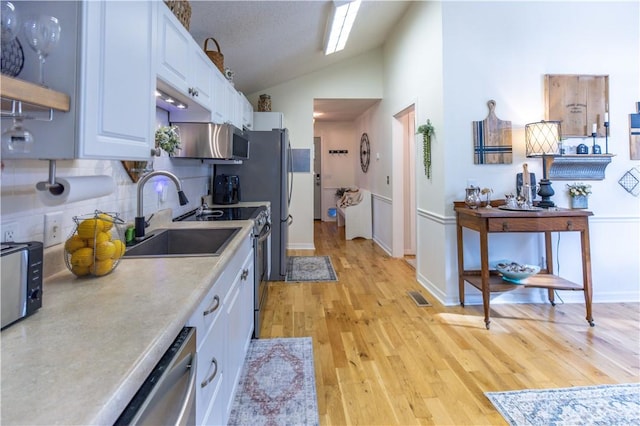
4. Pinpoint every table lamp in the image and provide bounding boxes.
[525,120,562,208]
